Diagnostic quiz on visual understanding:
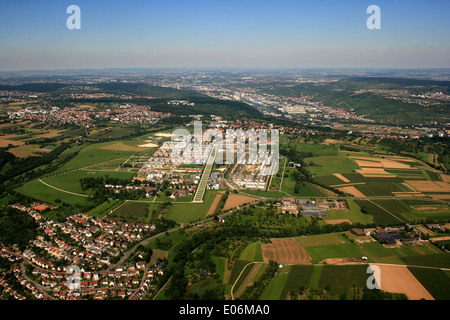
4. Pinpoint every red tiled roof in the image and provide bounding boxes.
[33,205,48,211]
